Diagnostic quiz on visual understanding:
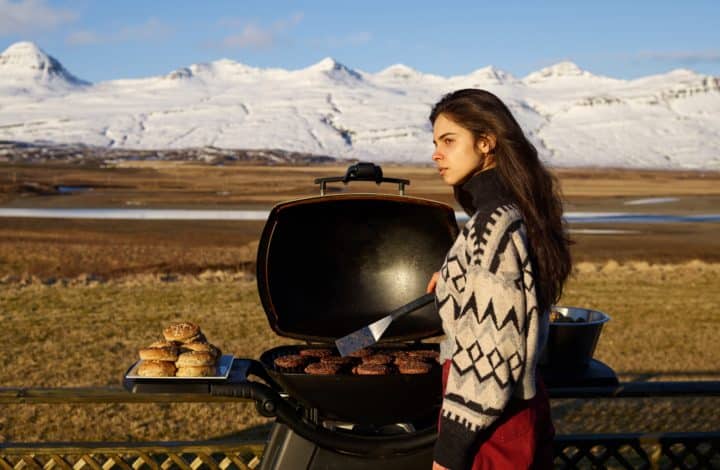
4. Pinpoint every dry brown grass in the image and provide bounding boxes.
[1,163,719,442]
[552,261,720,435]
[0,277,284,442]
[564,260,720,376]
[1,262,719,441]
[1,218,718,284]
[3,162,720,209]
[0,218,264,279]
